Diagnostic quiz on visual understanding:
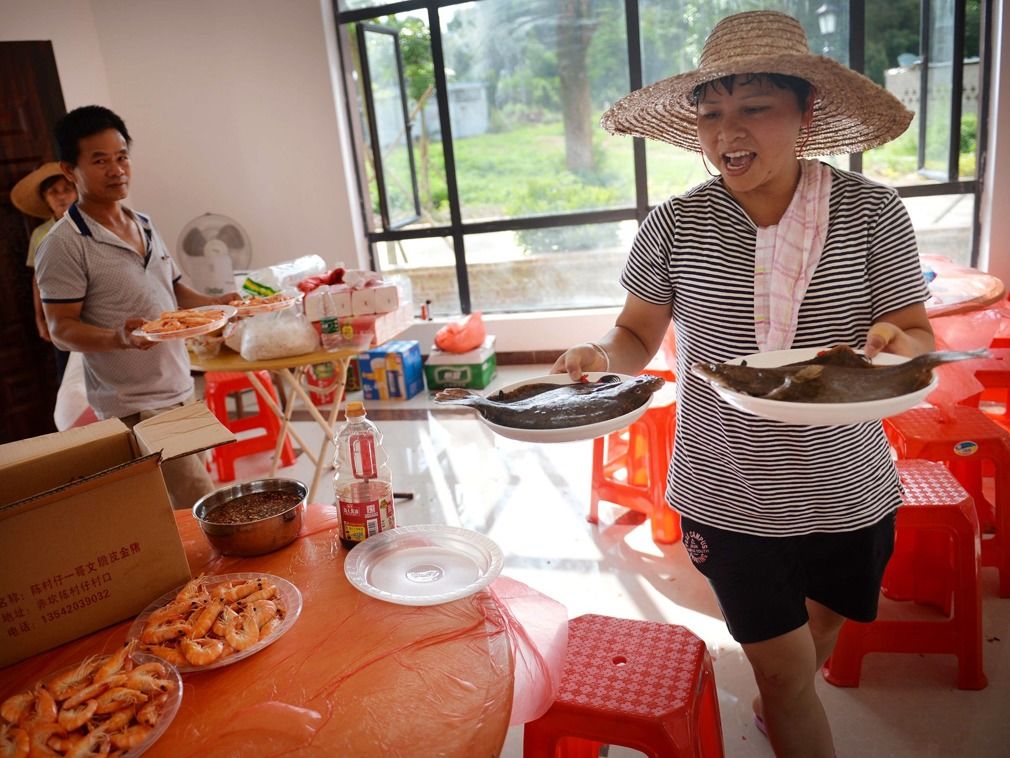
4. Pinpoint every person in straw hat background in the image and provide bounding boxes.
[12,162,78,382]
[553,11,934,757]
